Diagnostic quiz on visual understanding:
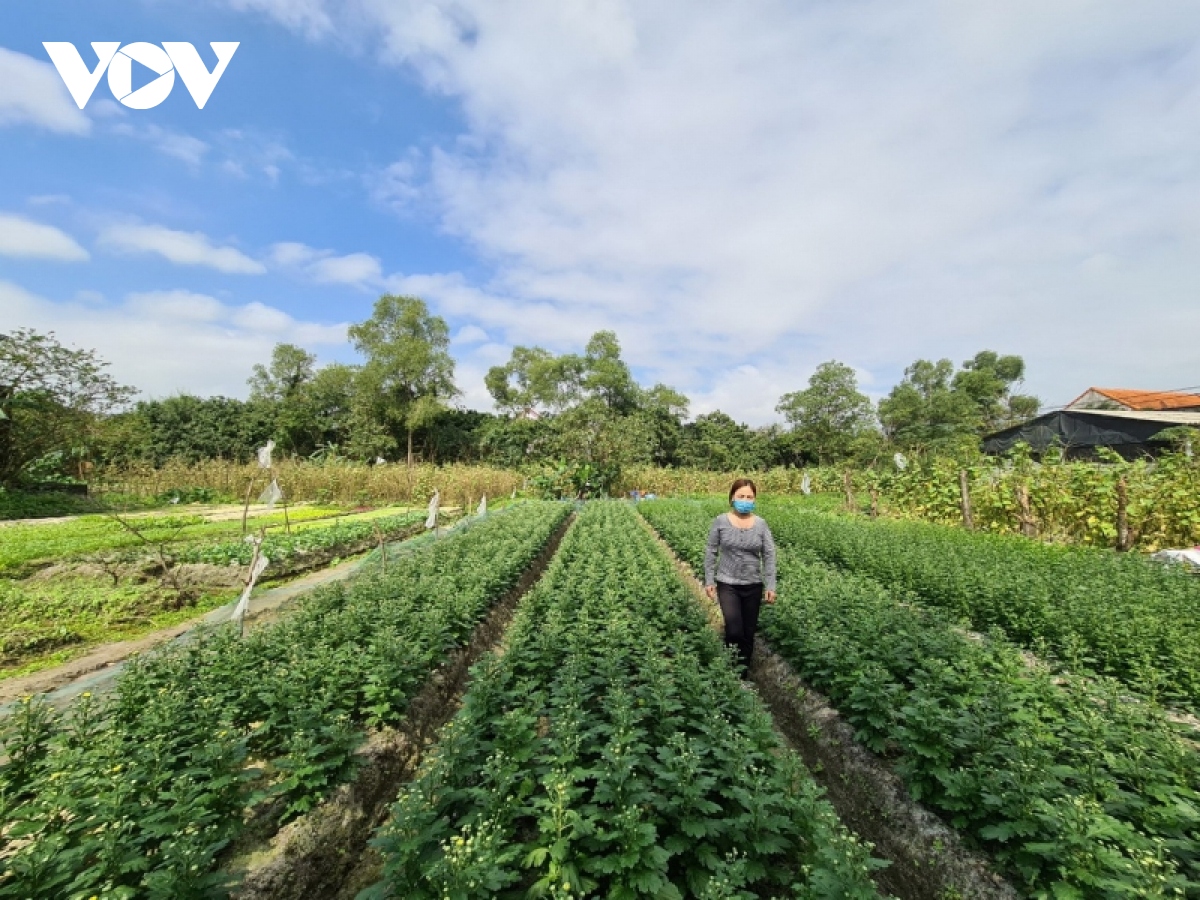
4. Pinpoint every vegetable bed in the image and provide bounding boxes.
[367,501,887,899]
[0,502,570,899]
[641,499,1200,899]
[761,500,1200,712]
